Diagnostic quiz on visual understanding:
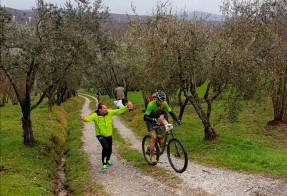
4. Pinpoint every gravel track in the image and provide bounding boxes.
[80,94,287,196]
